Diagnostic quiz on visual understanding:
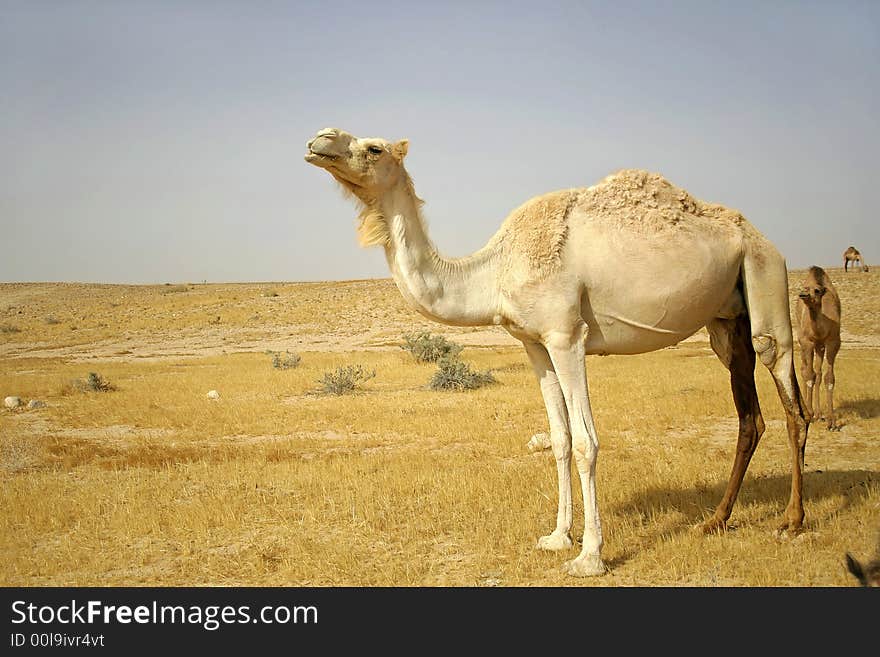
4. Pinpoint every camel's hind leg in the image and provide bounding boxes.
[742,250,810,533]
[702,315,766,533]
